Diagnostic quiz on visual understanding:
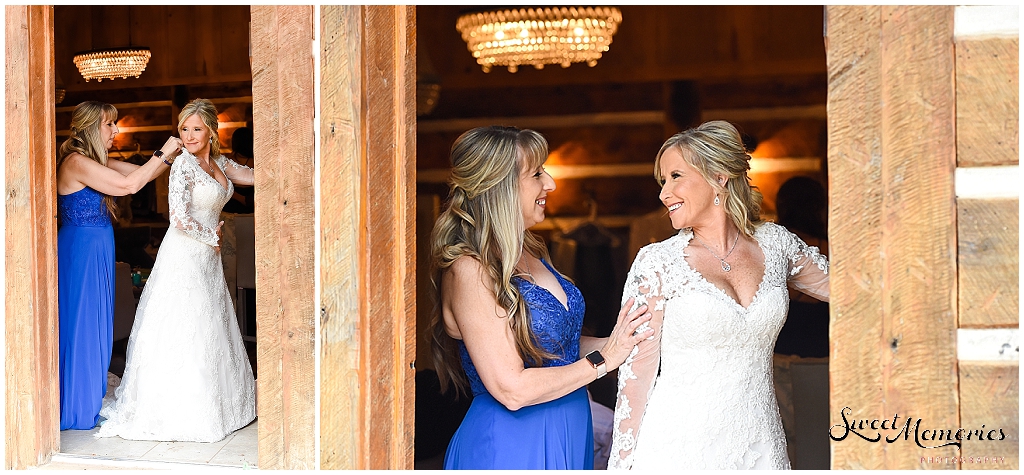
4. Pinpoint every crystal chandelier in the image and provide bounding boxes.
[73,6,151,82]
[456,6,622,73]
[73,48,152,82]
